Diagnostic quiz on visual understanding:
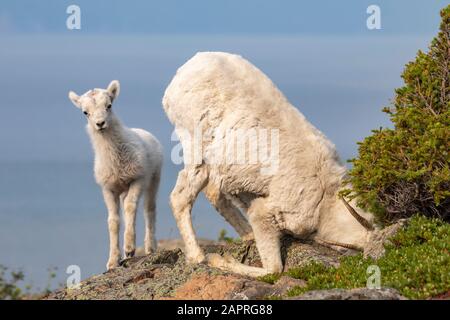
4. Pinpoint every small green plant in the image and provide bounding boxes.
[279,216,449,299]
[344,5,450,224]
[43,267,58,295]
[0,265,59,300]
[218,229,239,243]
[258,273,281,285]
[0,265,25,300]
